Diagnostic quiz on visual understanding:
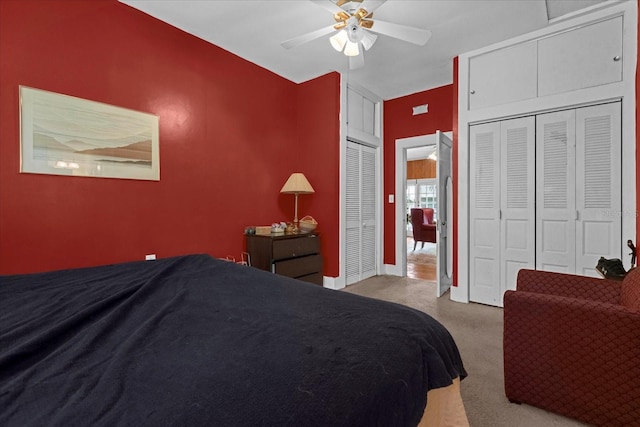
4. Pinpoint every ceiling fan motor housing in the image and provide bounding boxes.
[346,19,362,43]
